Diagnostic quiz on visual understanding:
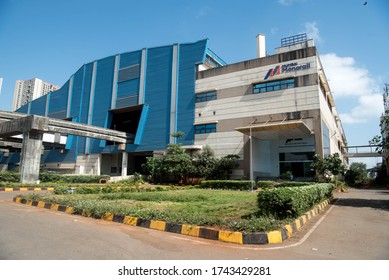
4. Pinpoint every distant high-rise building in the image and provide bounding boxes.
[12,78,59,111]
